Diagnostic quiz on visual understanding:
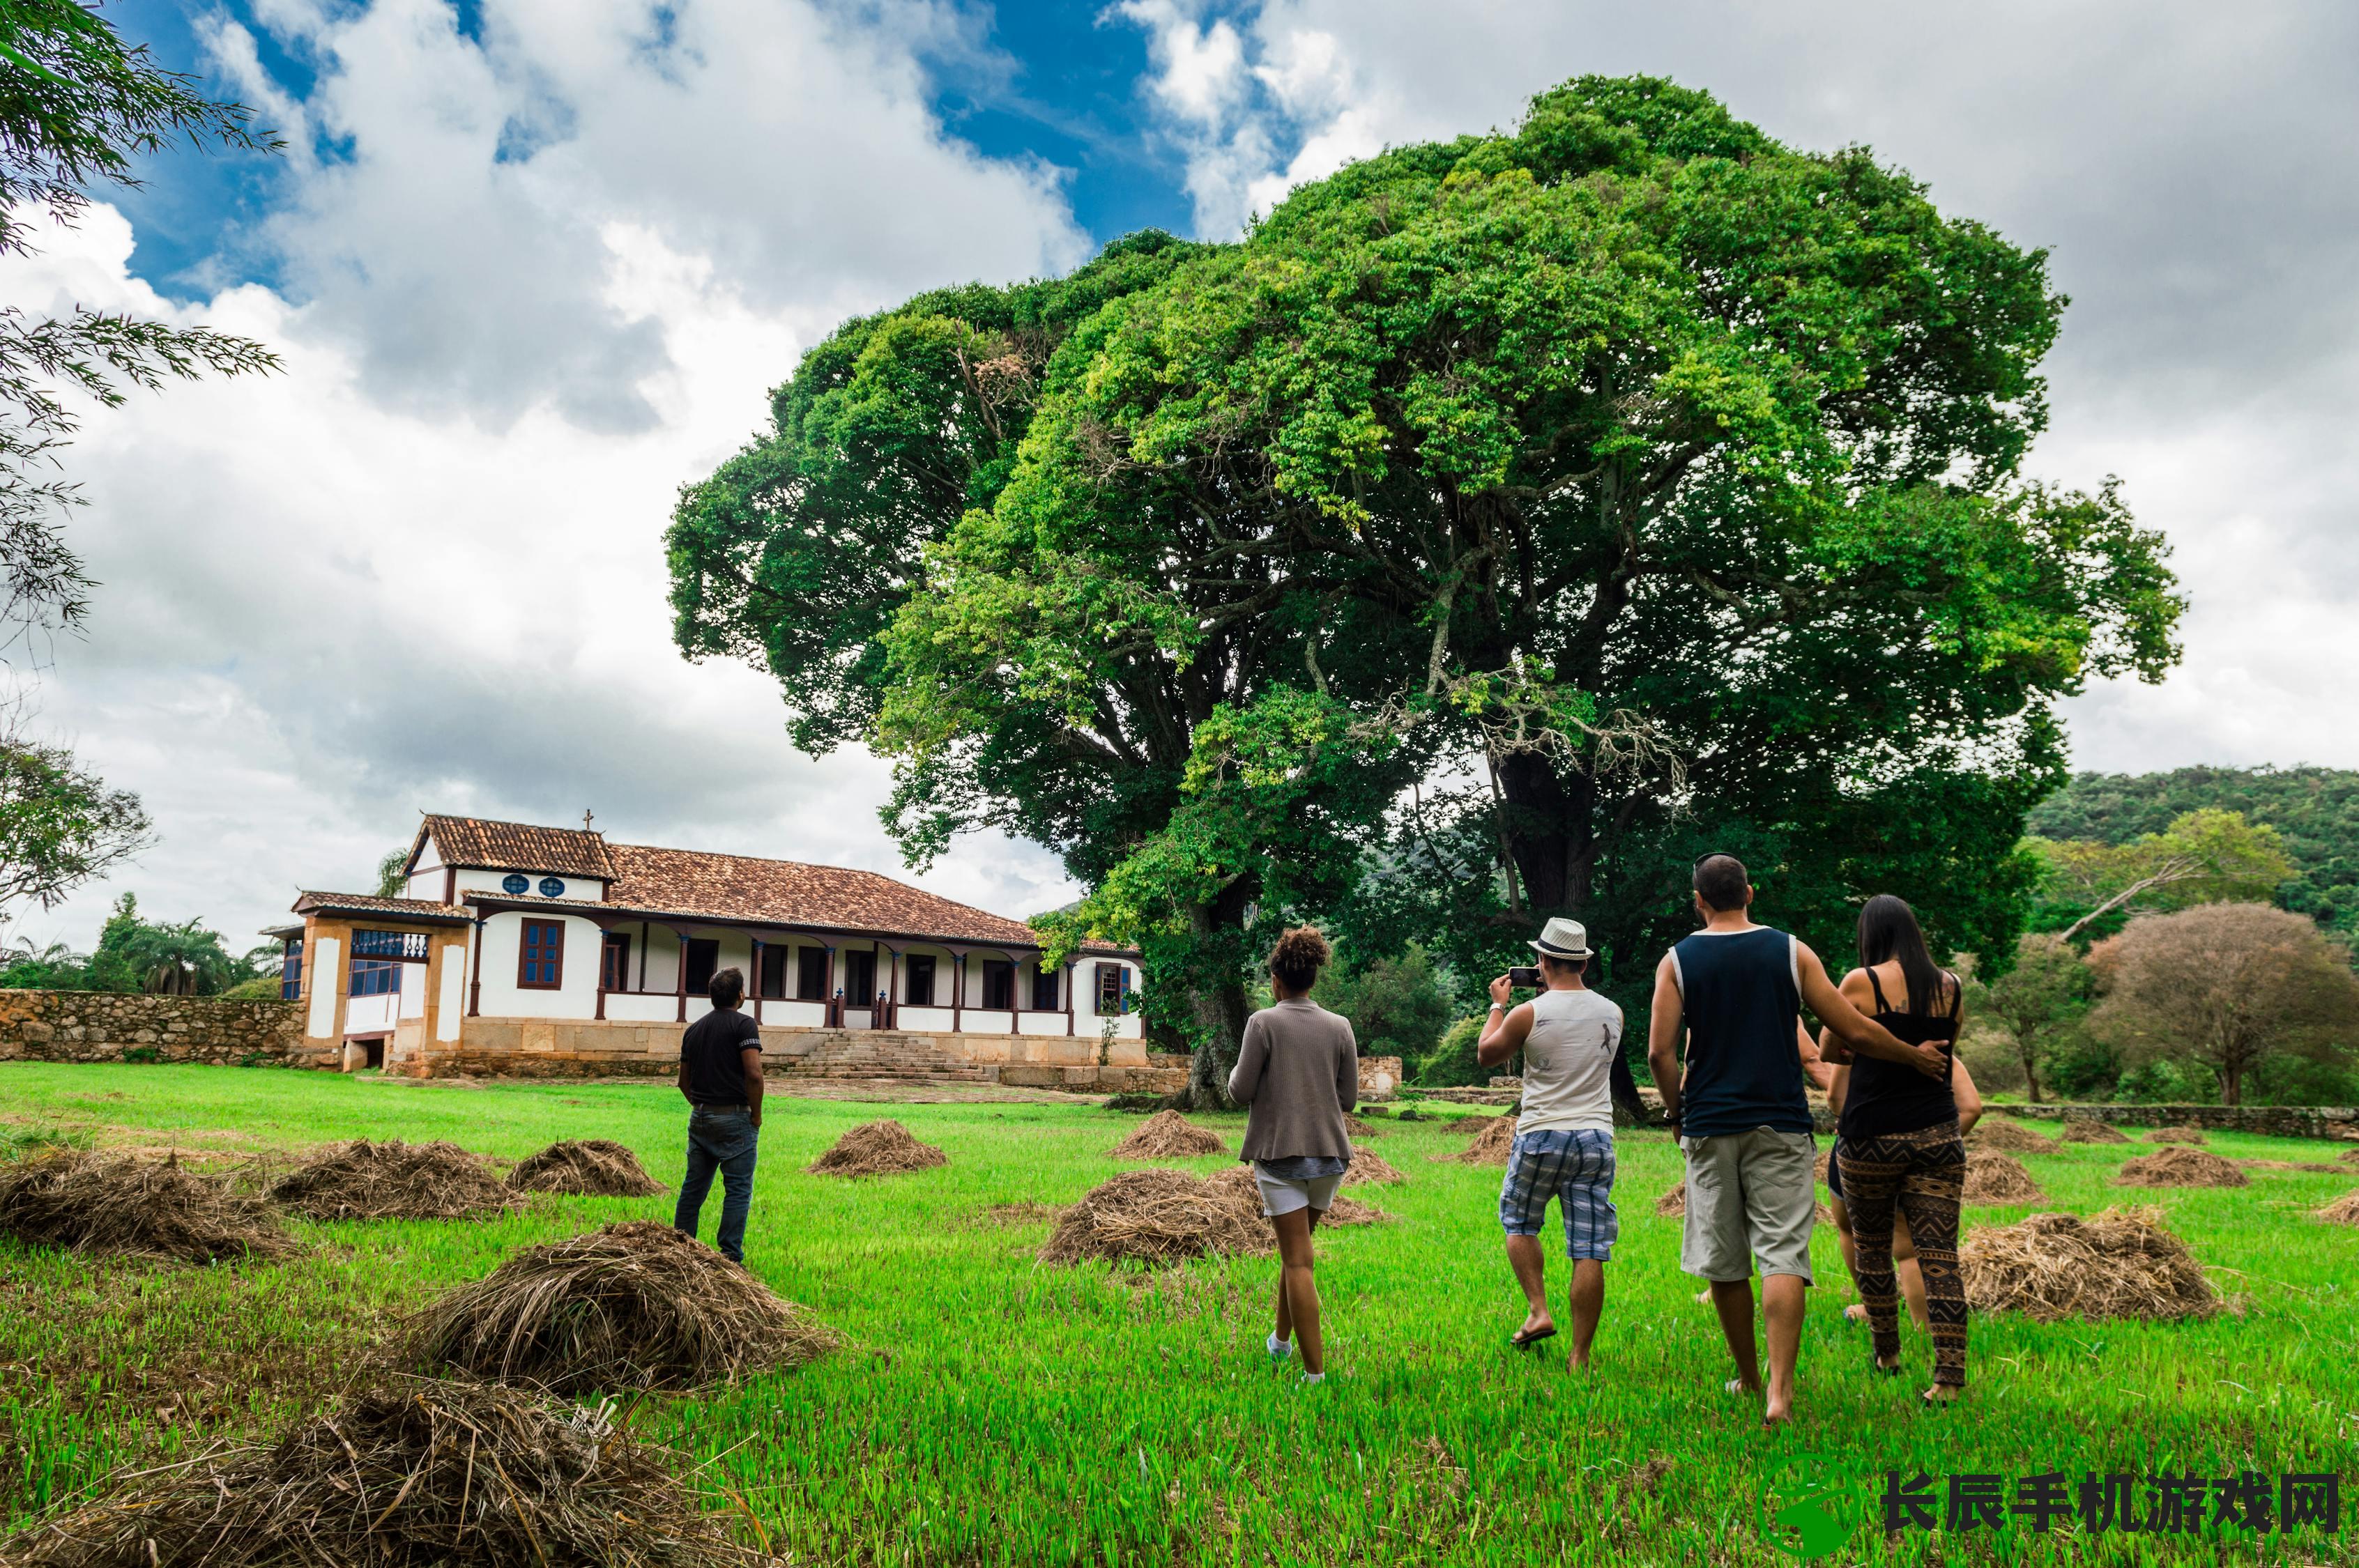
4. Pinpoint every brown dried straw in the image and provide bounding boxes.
[1654,1180,1687,1218]
[1108,1110,1226,1159]
[2144,1125,2208,1144]
[1961,1152,2045,1205]
[2338,1146,2359,1166]
[1343,1114,1380,1137]
[1040,1168,1272,1265]
[1345,1144,1405,1185]
[2116,1147,2248,1187]
[807,1119,947,1177]
[1969,1119,2054,1153]
[270,1139,519,1220]
[403,1221,837,1394]
[2314,1191,2359,1225]
[2059,1118,2131,1144]
[506,1139,662,1197]
[1436,1115,1519,1166]
[0,1151,300,1265]
[1960,1207,2222,1321]
[0,1376,757,1568]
